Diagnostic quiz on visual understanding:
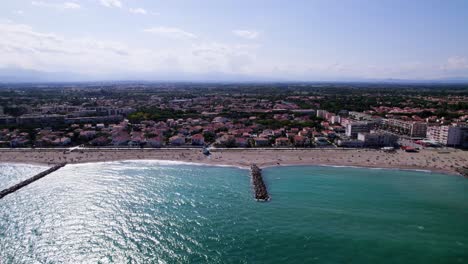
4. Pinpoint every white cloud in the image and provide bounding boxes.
[190,42,257,73]
[442,56,468,70]
[129,8,147,15]
[63,2,81,9]
[99,0,122,8]
[0,21,259,77]
[31,1,81,10]
[2,21,466,80]
[13,10,25,15]
[232,30,259,39]
[144,26,197,39]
